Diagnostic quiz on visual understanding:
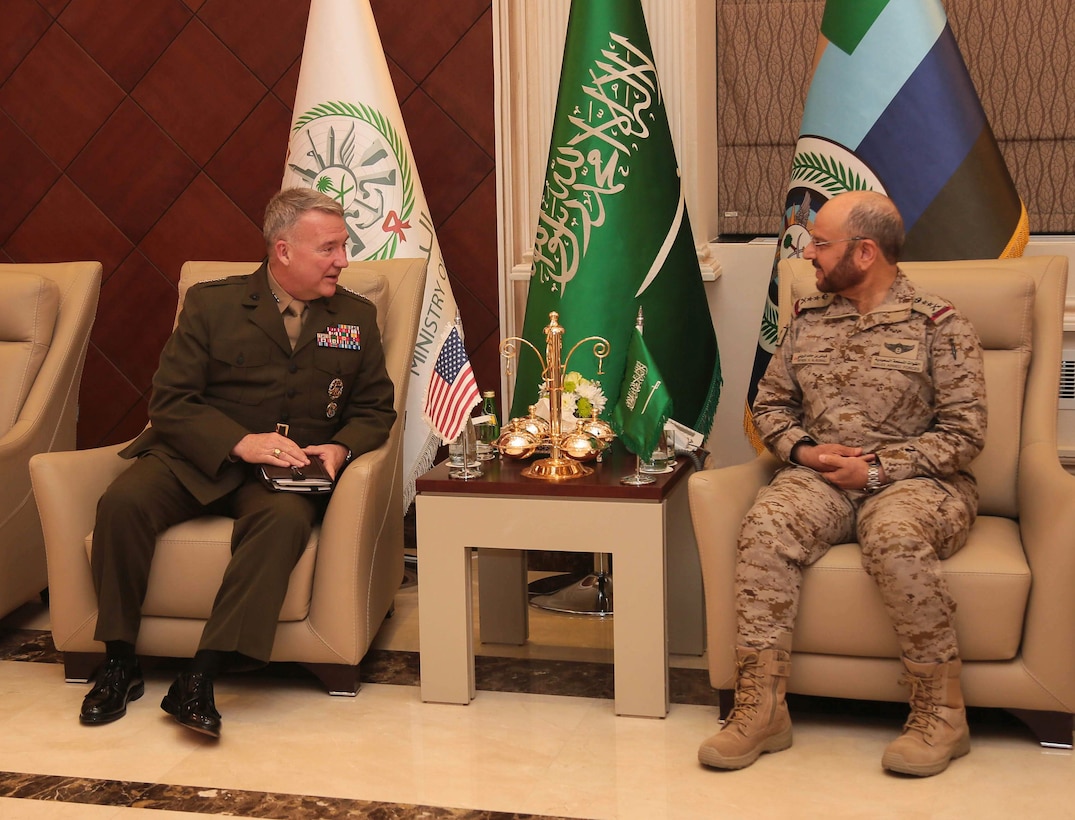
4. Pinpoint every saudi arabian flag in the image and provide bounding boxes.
[282,0,461,509]
[610,327,673,458]
[743,0,1029,450]
[510,0,721,438]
